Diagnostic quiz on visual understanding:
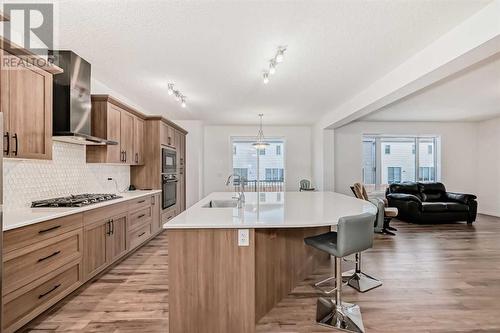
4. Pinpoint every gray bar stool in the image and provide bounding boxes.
[304,213,376,333]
